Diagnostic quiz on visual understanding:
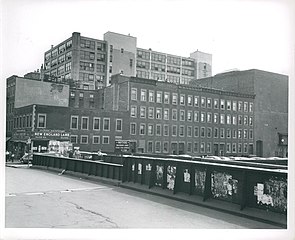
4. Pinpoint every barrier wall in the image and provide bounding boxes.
[122,156,288,214]
[32,154,122,181]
